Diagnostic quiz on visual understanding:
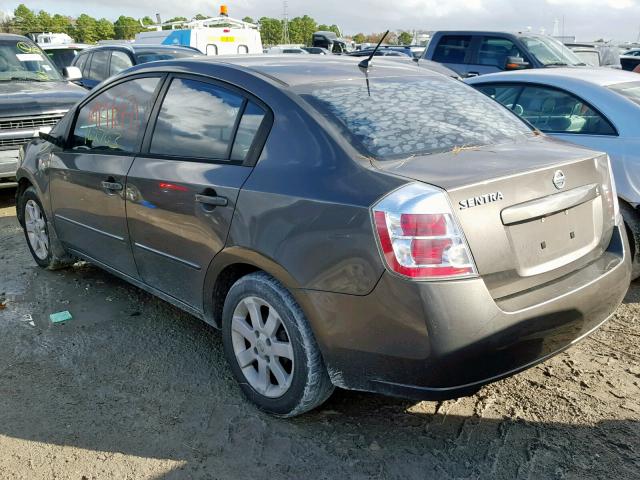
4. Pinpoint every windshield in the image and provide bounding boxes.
[608,81,640,106]
[573,50,600,67]
[519,36,585,66]
[45,48,82,71]
[0,39,63,82]
[136,49,201,64]
[297,76,533,160]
